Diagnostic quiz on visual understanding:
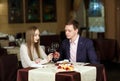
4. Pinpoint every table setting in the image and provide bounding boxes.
[17,60,106,81]
[28,60,96,81]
